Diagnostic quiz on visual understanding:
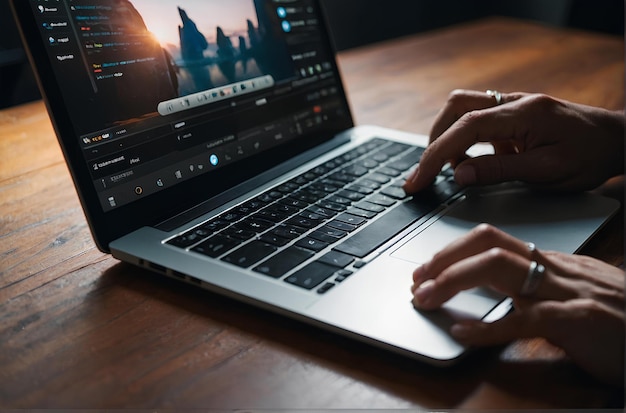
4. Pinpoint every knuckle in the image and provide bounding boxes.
[485,247,512,266]
[448,89,469,101]
[447,89,474,114]
[458,109,484,126]
[570,298,606,318]
[472,223,501,242]
[525,93,561,111]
